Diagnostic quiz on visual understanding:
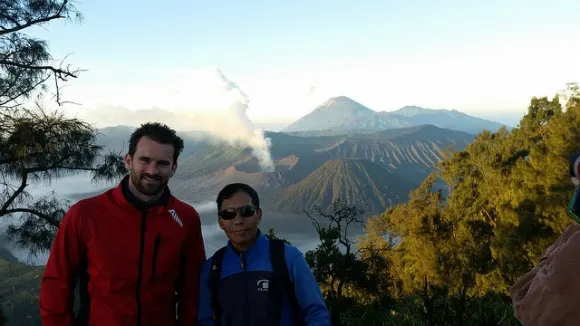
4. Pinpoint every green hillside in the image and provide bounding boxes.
[0,258,42,326]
